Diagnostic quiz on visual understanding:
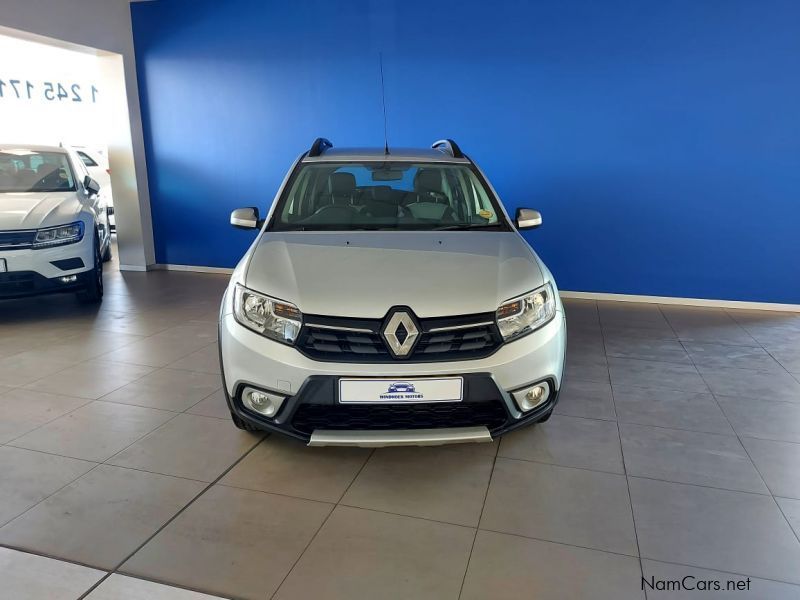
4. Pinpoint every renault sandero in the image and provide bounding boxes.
[219,138,566,446]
